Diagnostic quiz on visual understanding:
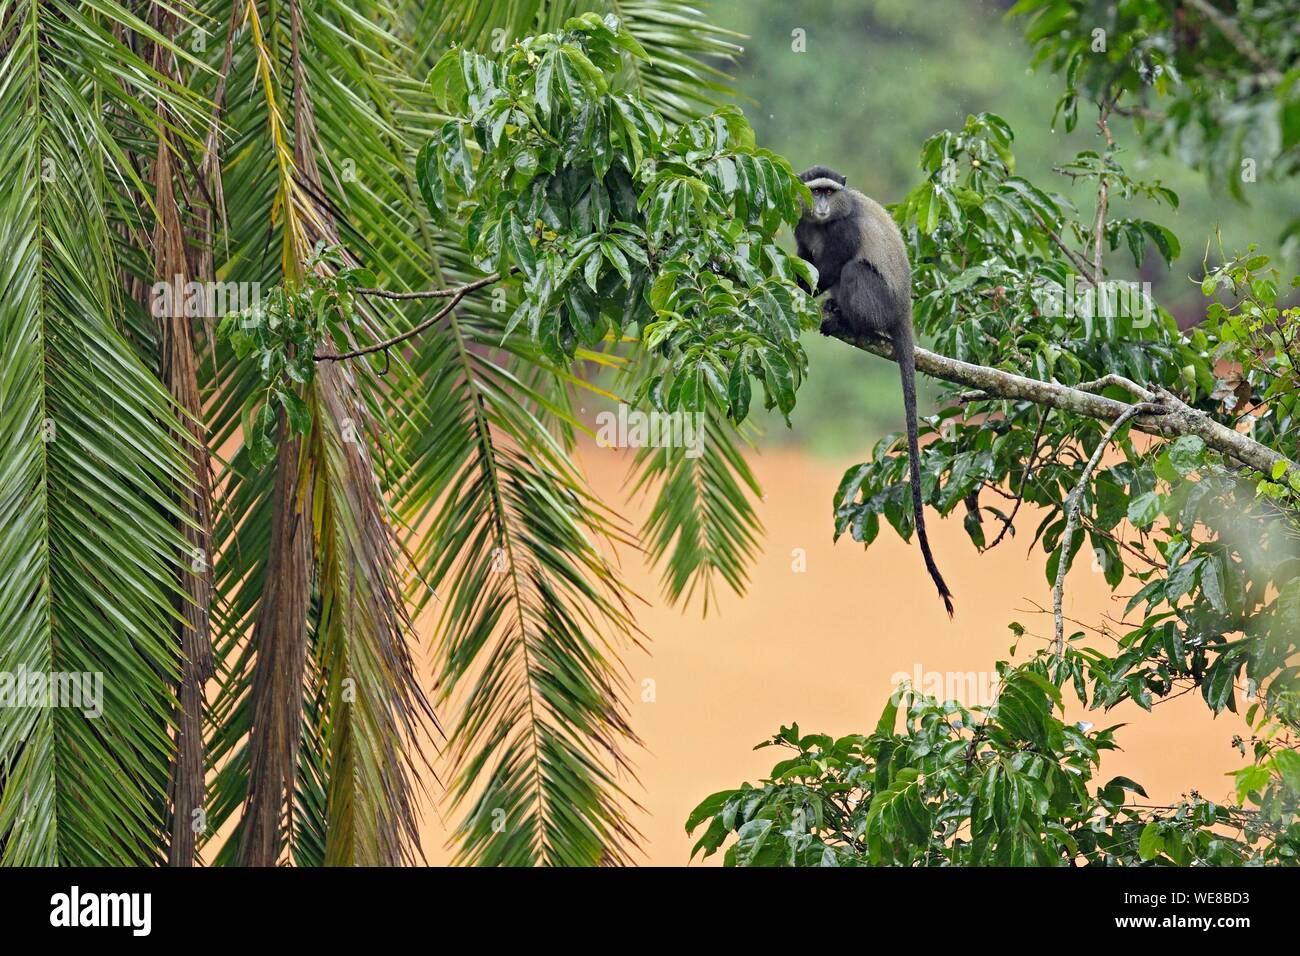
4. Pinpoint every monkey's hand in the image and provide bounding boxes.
[819,298,842,337]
